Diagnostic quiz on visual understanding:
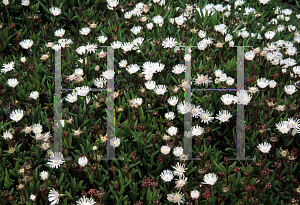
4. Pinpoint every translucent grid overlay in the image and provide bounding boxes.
[175,46,252,161]
[53,46,120,161]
